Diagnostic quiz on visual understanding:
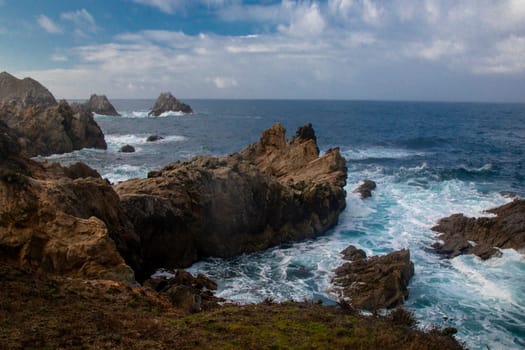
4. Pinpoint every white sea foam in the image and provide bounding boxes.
[105,133,188,152]
[341,147,426,160]
[102,164,149,183]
